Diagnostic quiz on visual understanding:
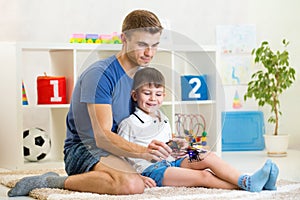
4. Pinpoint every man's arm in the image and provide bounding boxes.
[87,104,171,161]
